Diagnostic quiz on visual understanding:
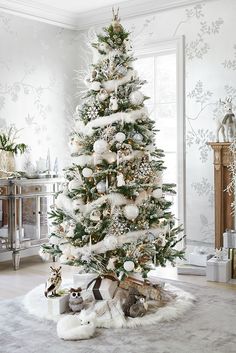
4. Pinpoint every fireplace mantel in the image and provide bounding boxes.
[207,142,234,248]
